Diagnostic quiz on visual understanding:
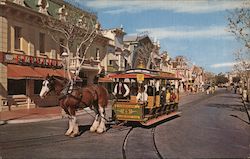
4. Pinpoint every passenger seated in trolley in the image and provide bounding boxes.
[136,85,148,104]
[170,88,177,102]
[113,79,130,100]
